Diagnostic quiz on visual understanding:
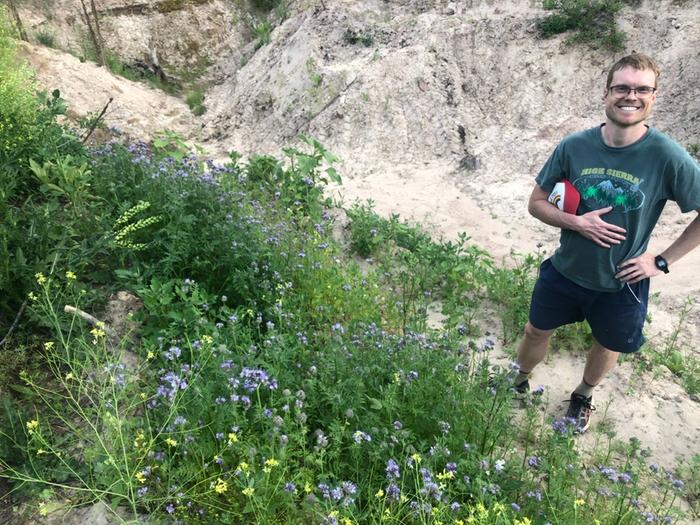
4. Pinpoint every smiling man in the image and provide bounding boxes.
[512,54,700,433]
